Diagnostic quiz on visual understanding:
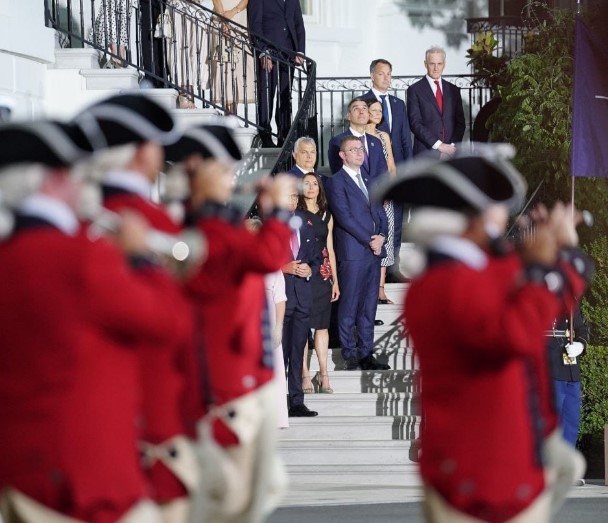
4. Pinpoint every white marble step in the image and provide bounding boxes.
[80,68,140,90]
[302,392,420,417]
[50,48,101,70]
[375,302,405,324]
[309,347,416,372]
[379,281,409,307]
[278,438,414,466]
[302,369,419,394]
[283,463,422,487]
[282,415,420,441]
